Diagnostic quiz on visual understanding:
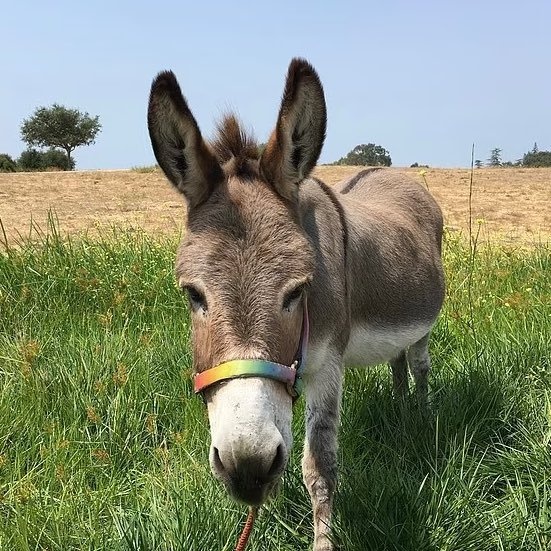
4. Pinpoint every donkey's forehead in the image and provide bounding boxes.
[176,177,314,282]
